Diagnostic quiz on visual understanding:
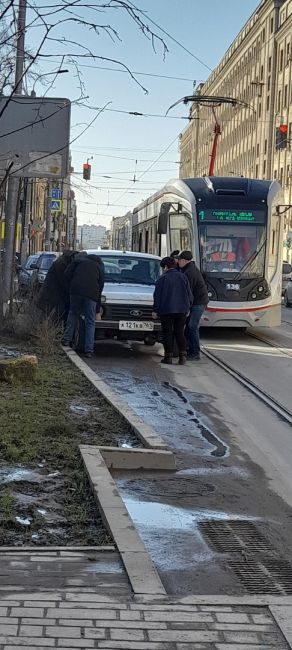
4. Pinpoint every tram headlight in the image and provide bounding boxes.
[251,292,257,300]
[257,285,264,293]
